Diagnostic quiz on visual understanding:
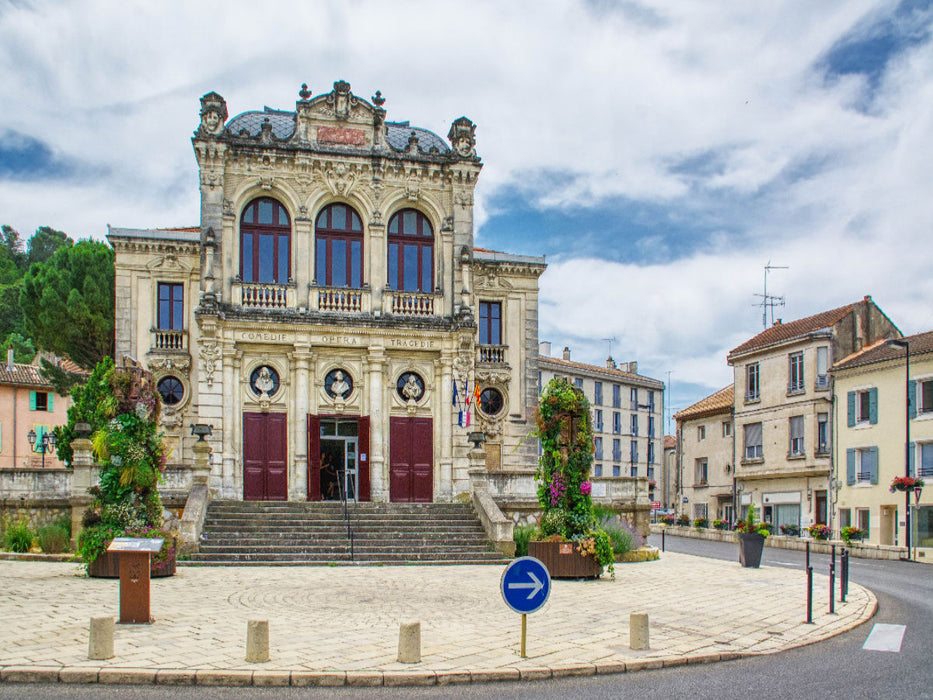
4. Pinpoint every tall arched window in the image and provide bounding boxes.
[315,203,364,288]
[387,209,433,292]
[240,197,291,283]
